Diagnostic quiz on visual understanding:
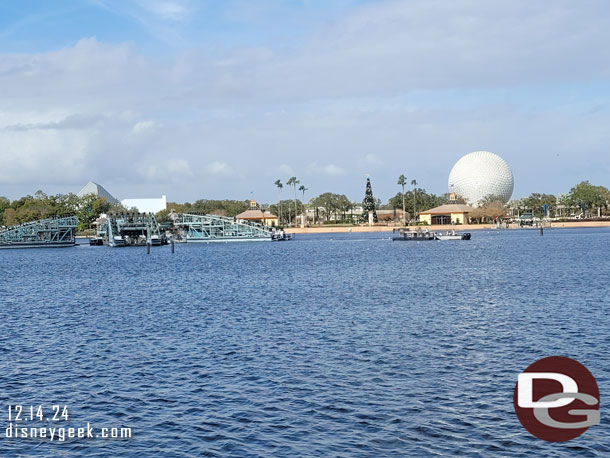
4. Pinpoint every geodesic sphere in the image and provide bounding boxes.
[448,151,514,206]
